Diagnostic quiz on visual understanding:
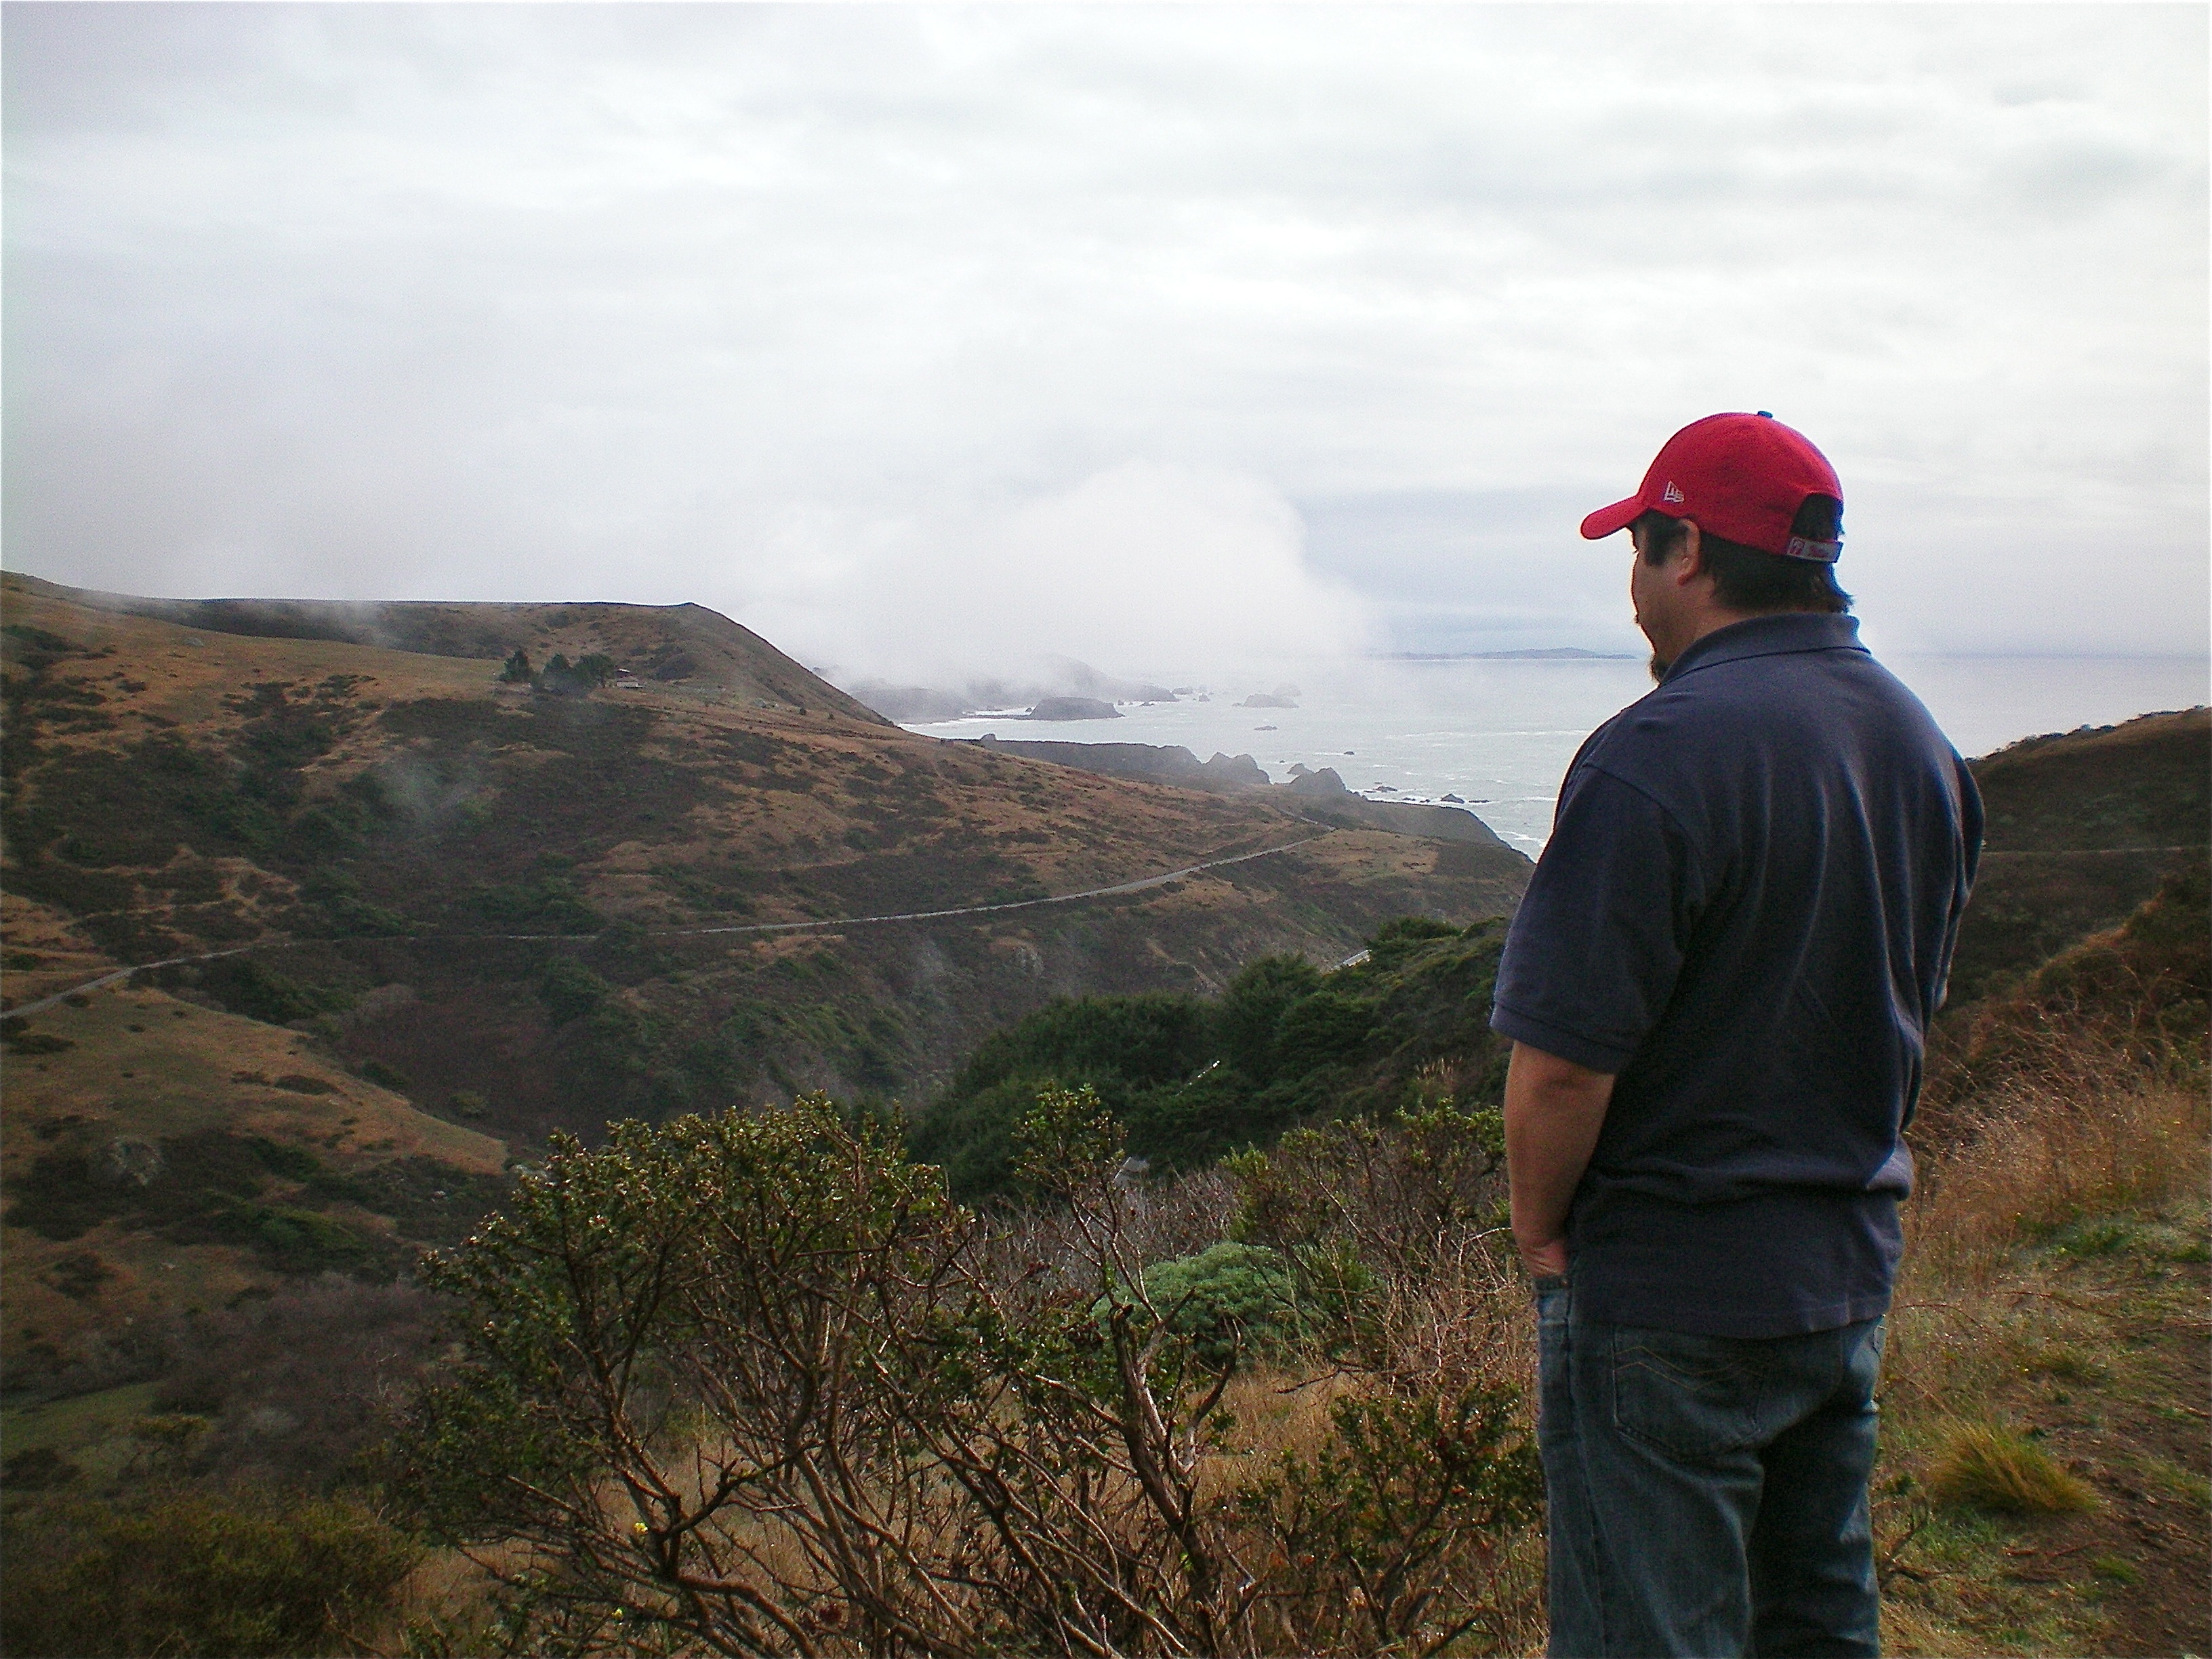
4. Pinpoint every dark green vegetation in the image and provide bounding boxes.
[5,571,2203,1654]
[1,1487,419,1658]
[3,659,415,959]
[912,916,1510,1196]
